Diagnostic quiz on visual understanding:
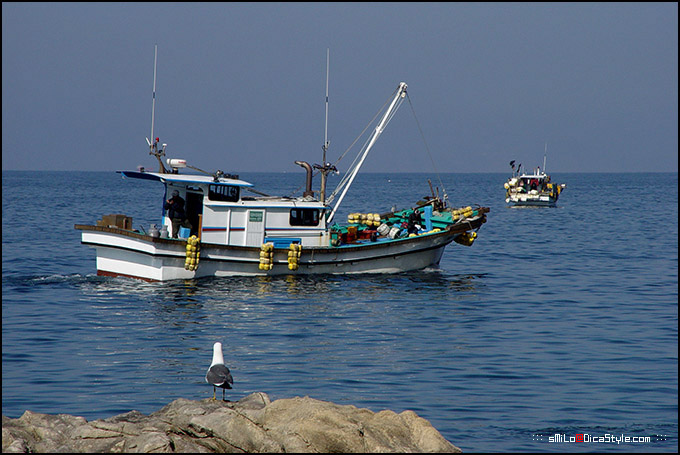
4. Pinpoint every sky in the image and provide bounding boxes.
[2,2,678,174]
